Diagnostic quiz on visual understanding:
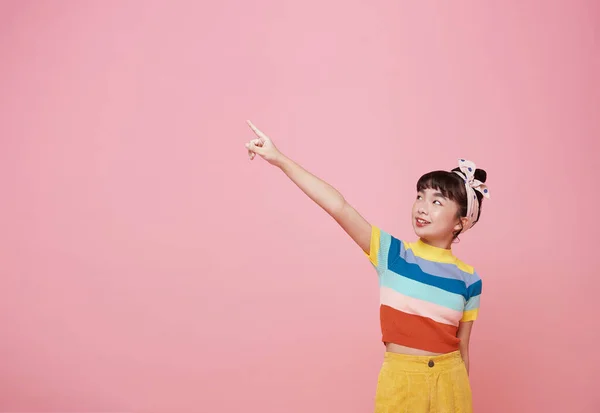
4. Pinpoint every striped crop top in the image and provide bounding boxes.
[366,226,482,354]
